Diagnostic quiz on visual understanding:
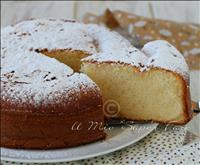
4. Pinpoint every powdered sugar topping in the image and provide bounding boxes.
[1,19,189,109]
[1,19,103,109]
[142,40,189,78]
[83,40,189,79]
